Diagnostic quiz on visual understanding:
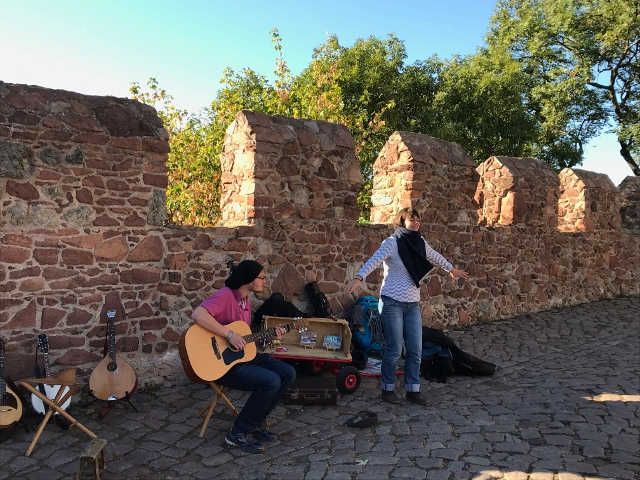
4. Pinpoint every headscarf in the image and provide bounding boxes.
[224,260,263,290]
[393,227,433,288]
